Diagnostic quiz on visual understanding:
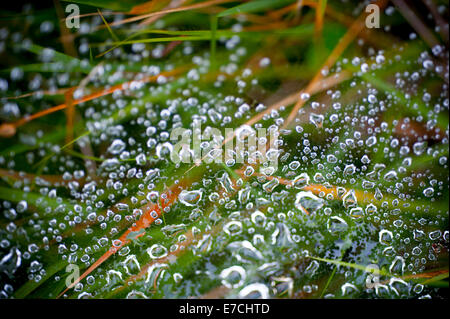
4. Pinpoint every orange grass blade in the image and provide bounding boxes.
[64,88,75,146]
[57,179,188,298]
[315,0,326,37]
[392,0,440,48]
[268,1,316,20]
[109,0,236,27]
[128,0,172,15]
[4,88,69,100]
